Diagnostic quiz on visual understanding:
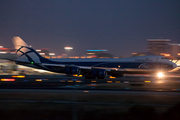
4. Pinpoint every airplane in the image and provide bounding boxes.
[11,36,177,79]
